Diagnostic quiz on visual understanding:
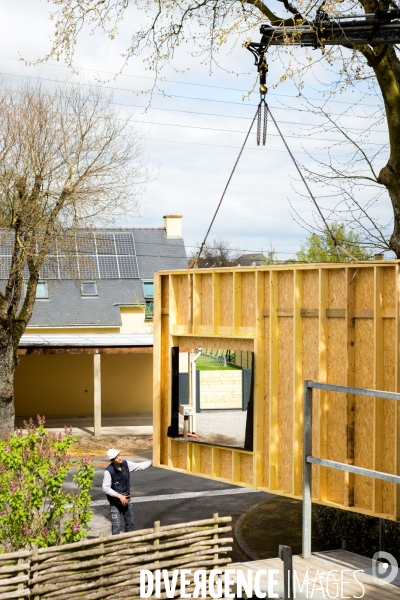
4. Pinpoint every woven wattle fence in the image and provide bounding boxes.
[0,514,232,599]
